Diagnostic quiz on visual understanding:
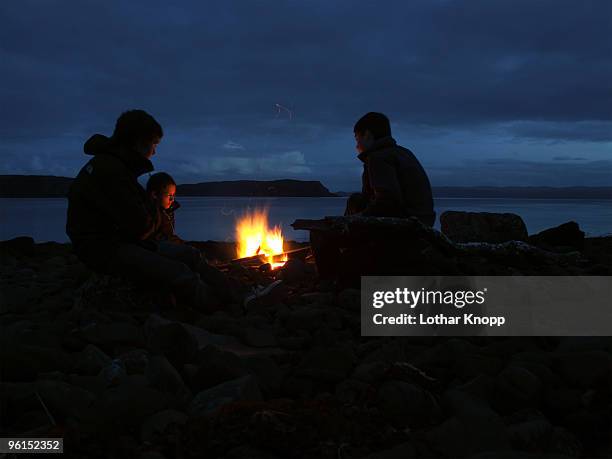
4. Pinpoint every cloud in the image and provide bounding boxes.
[0,0,610,188]
[222,140,245,150]
[178,151,311,180]
[428,158,612,187]
[505,121,612,143]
